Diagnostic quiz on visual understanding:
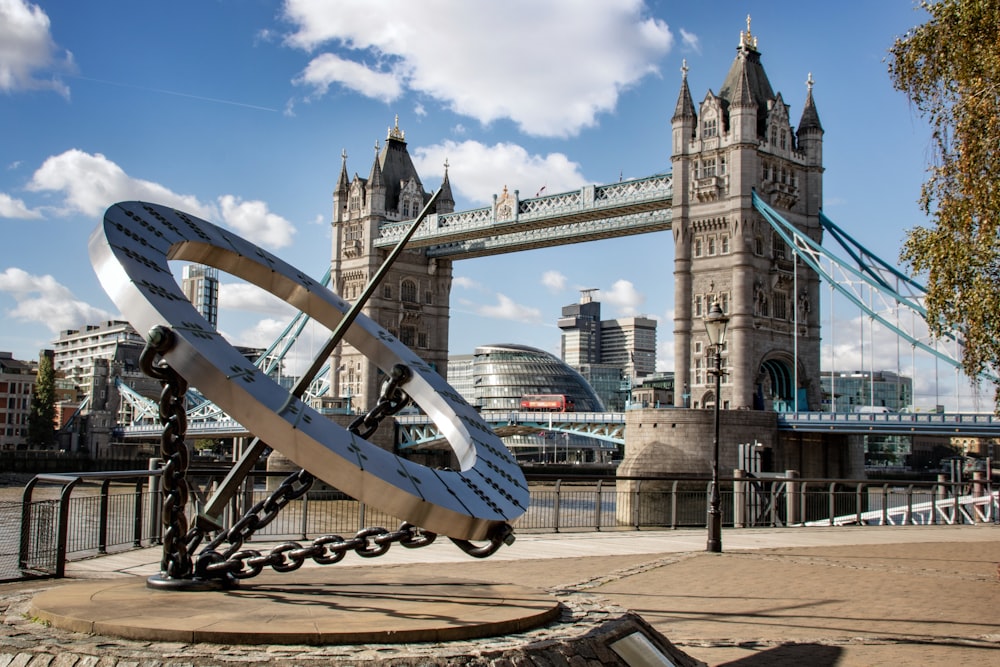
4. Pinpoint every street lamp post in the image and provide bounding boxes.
[704,301,729,553]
